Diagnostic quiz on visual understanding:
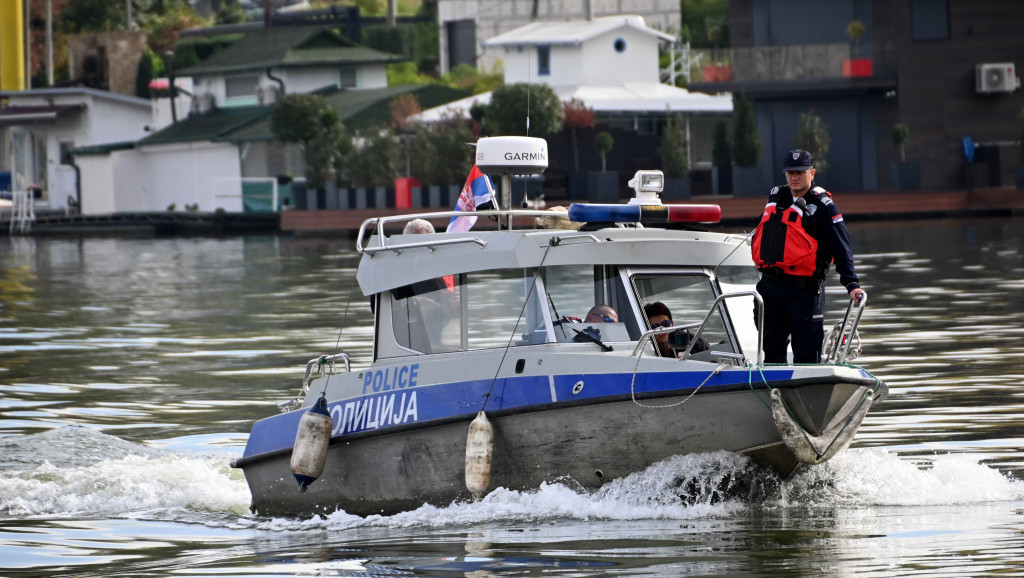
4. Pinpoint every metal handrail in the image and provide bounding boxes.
[301,353,351,394]
[834,295,867,364]
[355,209,557,254]
[681,291,764,365]
[631,321,702,356]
